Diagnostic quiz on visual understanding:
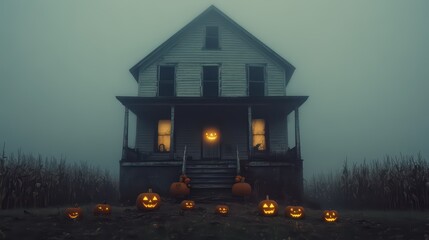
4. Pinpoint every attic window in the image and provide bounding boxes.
[205,26,219,49]
[158,65,175,96]
[248,66,265,96]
